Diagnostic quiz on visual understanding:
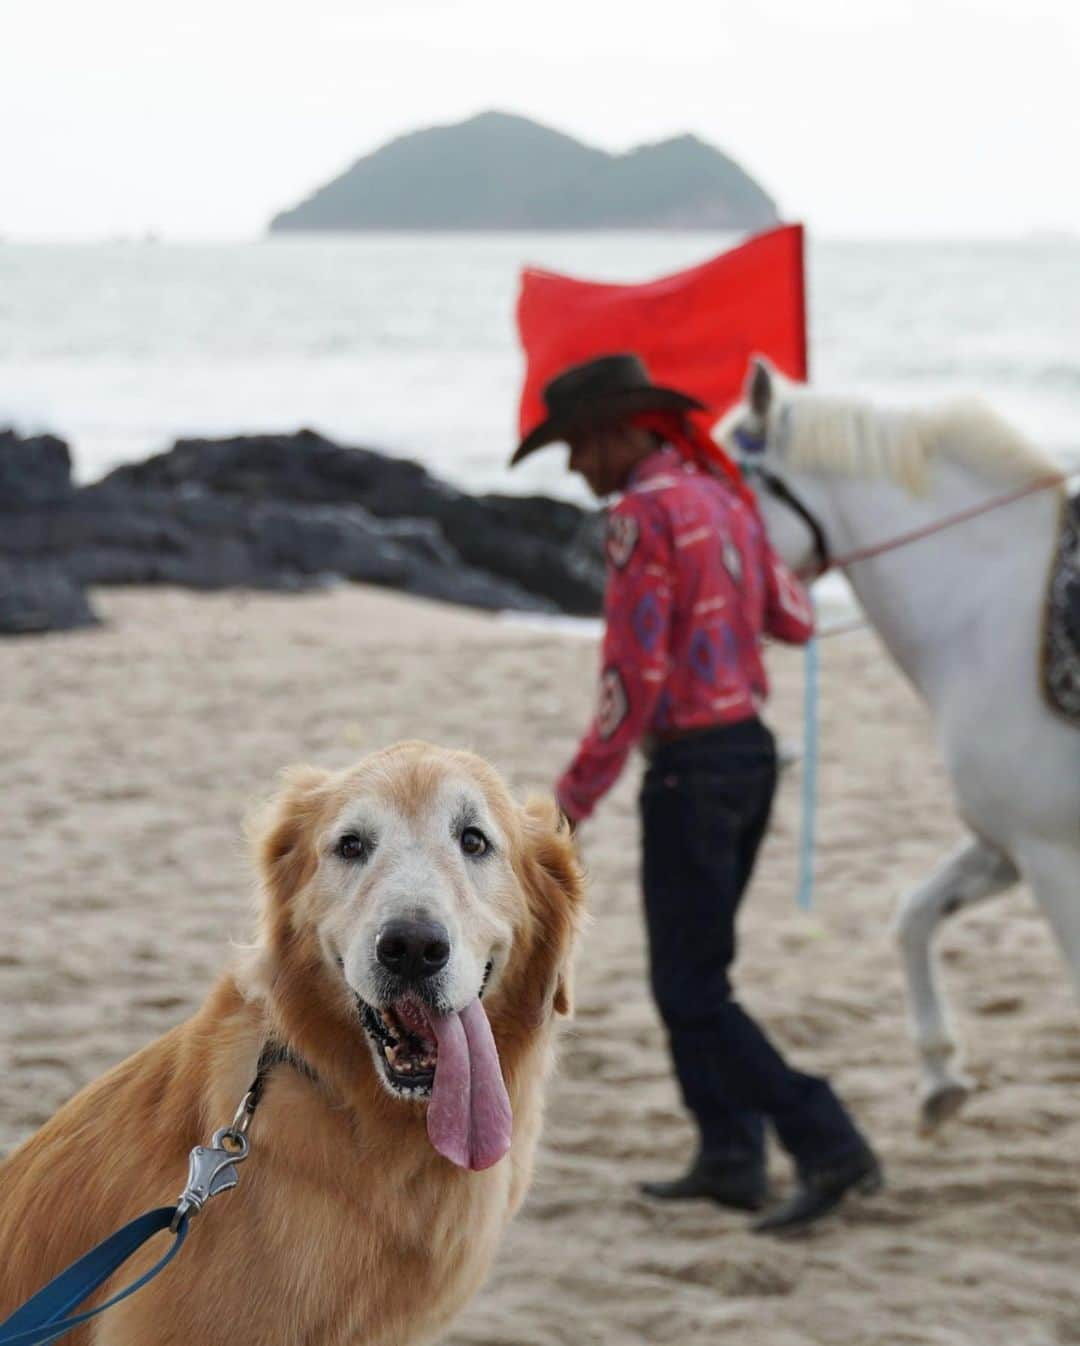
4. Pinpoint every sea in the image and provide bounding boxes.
[3,234,1079,509]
